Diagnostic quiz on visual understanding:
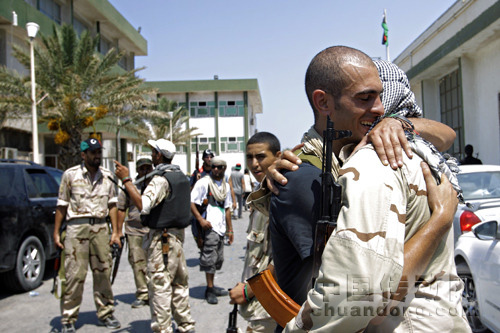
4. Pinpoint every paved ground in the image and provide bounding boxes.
[0,210,252,333]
